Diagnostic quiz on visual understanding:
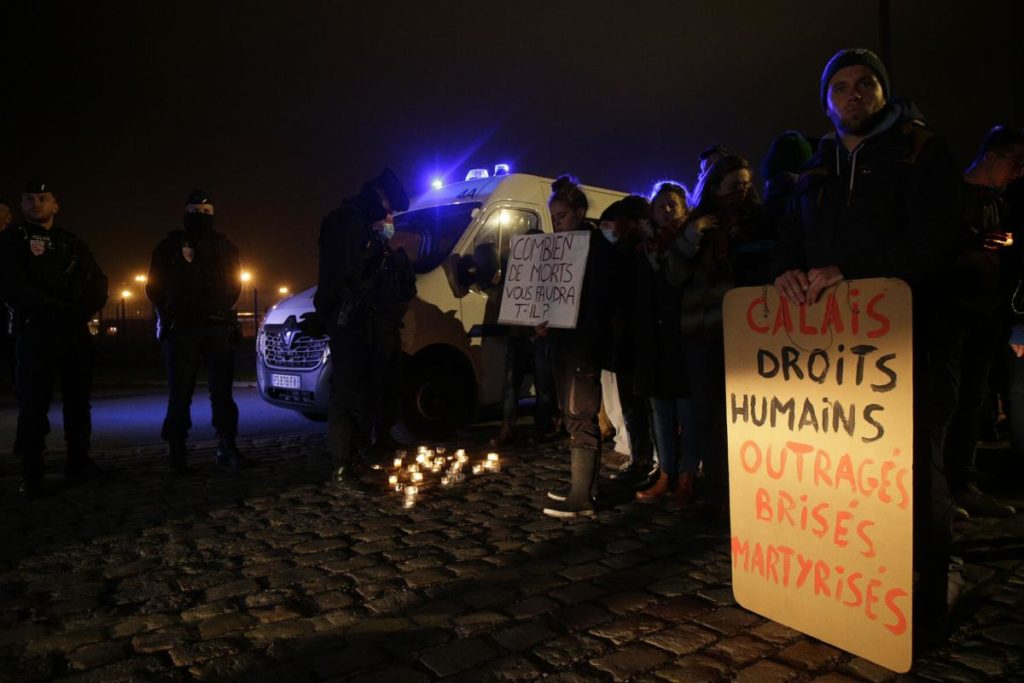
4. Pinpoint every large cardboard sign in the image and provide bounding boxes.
[497,231,591,329]
[722,278,913,672]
